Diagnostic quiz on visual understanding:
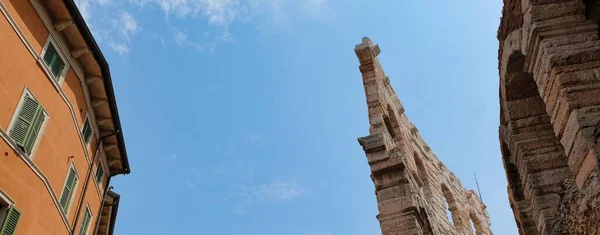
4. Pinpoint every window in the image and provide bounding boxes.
[81,117,92,144]
[0,192,20,235]
[9,93,46,155]
[42,42,66,80]
[95,163,104,183]
[78,207,92,235]
[59,167,79,213]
